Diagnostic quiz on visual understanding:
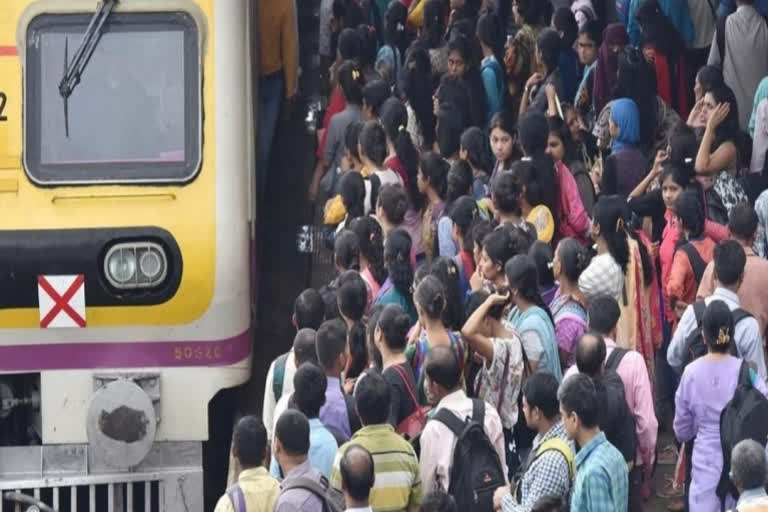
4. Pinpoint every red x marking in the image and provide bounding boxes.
[38,275,86,328]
